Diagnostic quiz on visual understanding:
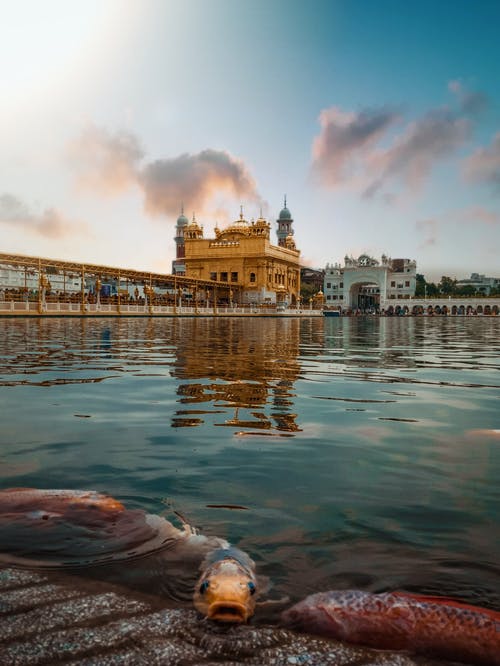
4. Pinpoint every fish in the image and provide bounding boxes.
[0,487,229,597]
[0,488,264,622]
[281,589,500,666]
[0,487,125,514]
[193,546,259,623]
